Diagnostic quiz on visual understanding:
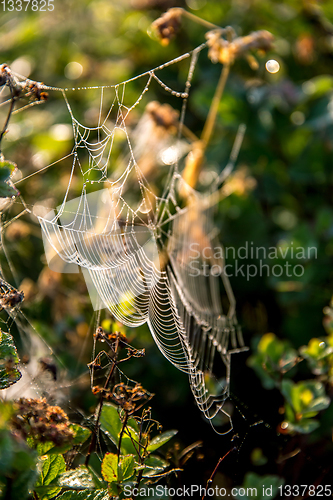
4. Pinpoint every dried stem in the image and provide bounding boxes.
[201,63,230,147]
[117,410,128,458]
[201,447,236,500]
[84,336,120,466]
[181,62,230,194]
[180,8,222,31]
[0,95,16,154]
